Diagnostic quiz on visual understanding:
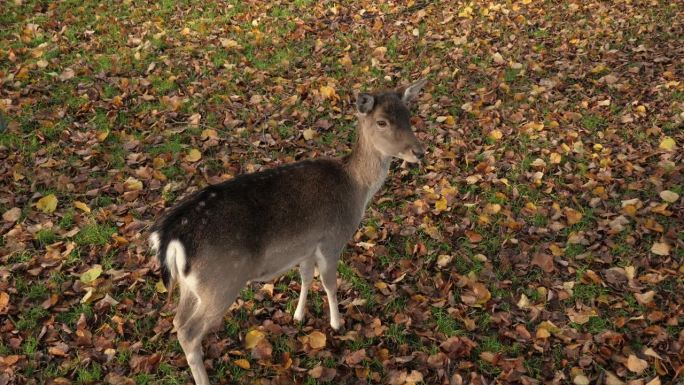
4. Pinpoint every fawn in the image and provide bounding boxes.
[149,79,427,385]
